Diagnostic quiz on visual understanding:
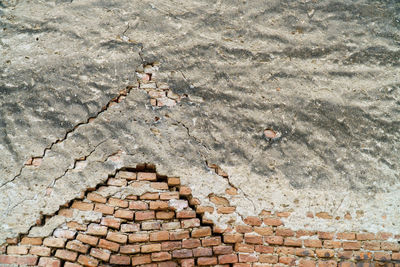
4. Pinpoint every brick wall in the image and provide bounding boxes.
[1,165,399,266]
